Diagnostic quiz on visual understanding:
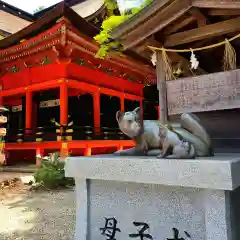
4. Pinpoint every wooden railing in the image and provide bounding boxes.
[5,125,129,143]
